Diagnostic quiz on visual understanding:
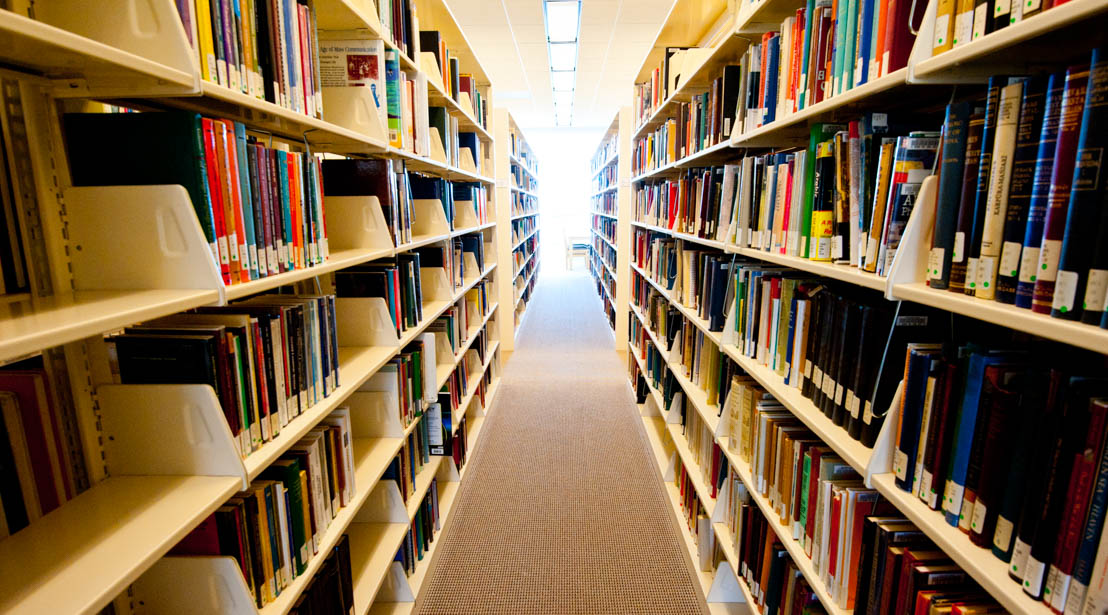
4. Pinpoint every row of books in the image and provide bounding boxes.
[630,231,732,332]
[336,256,426,336]
[593,216,617,246]
[511,163,538,193]
[633,167,732,245]
[928,53,1108,328]
[892,344,1108,613]
[591,137,617,174]
[383,420,434,507]
[394,478,442,576]
[428,107,483,170]
[0,358,82,537]
[594,266,616,329]
[720,481,827,615]
[368,340,433,430]
[633,45,719,129]
[170,407,357,607]
[734,0,925,135]
[594,162,618,193]
[176,0,324,118]
[631,64,741,174]
[109,294,342,459]
[511,217,538,247]
[288,533,355,615]
[66,112,329,287]
[511,191,538,218]
[420,31,490,130]
[509,132,537,174]
[592,191,617,217]
[930,0,1076,57]
[376,0,419,61]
